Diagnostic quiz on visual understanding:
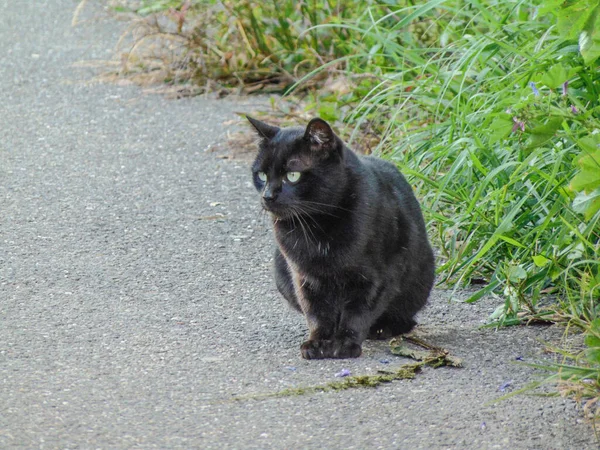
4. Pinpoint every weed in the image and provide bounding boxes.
[232,336,461,402]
